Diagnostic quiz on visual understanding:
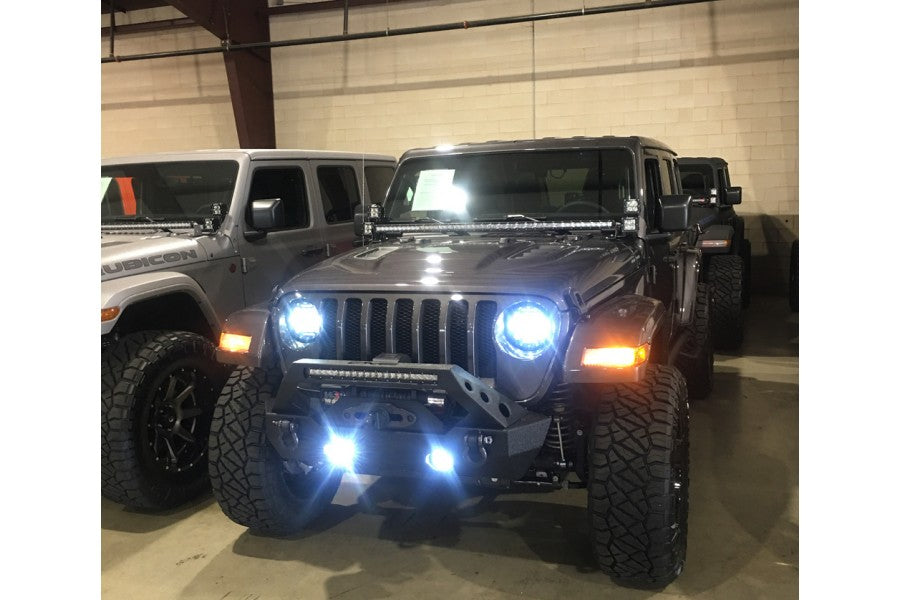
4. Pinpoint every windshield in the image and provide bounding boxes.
[680,165,715,197]
[101,160,239,222]
[384,149,635,223]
